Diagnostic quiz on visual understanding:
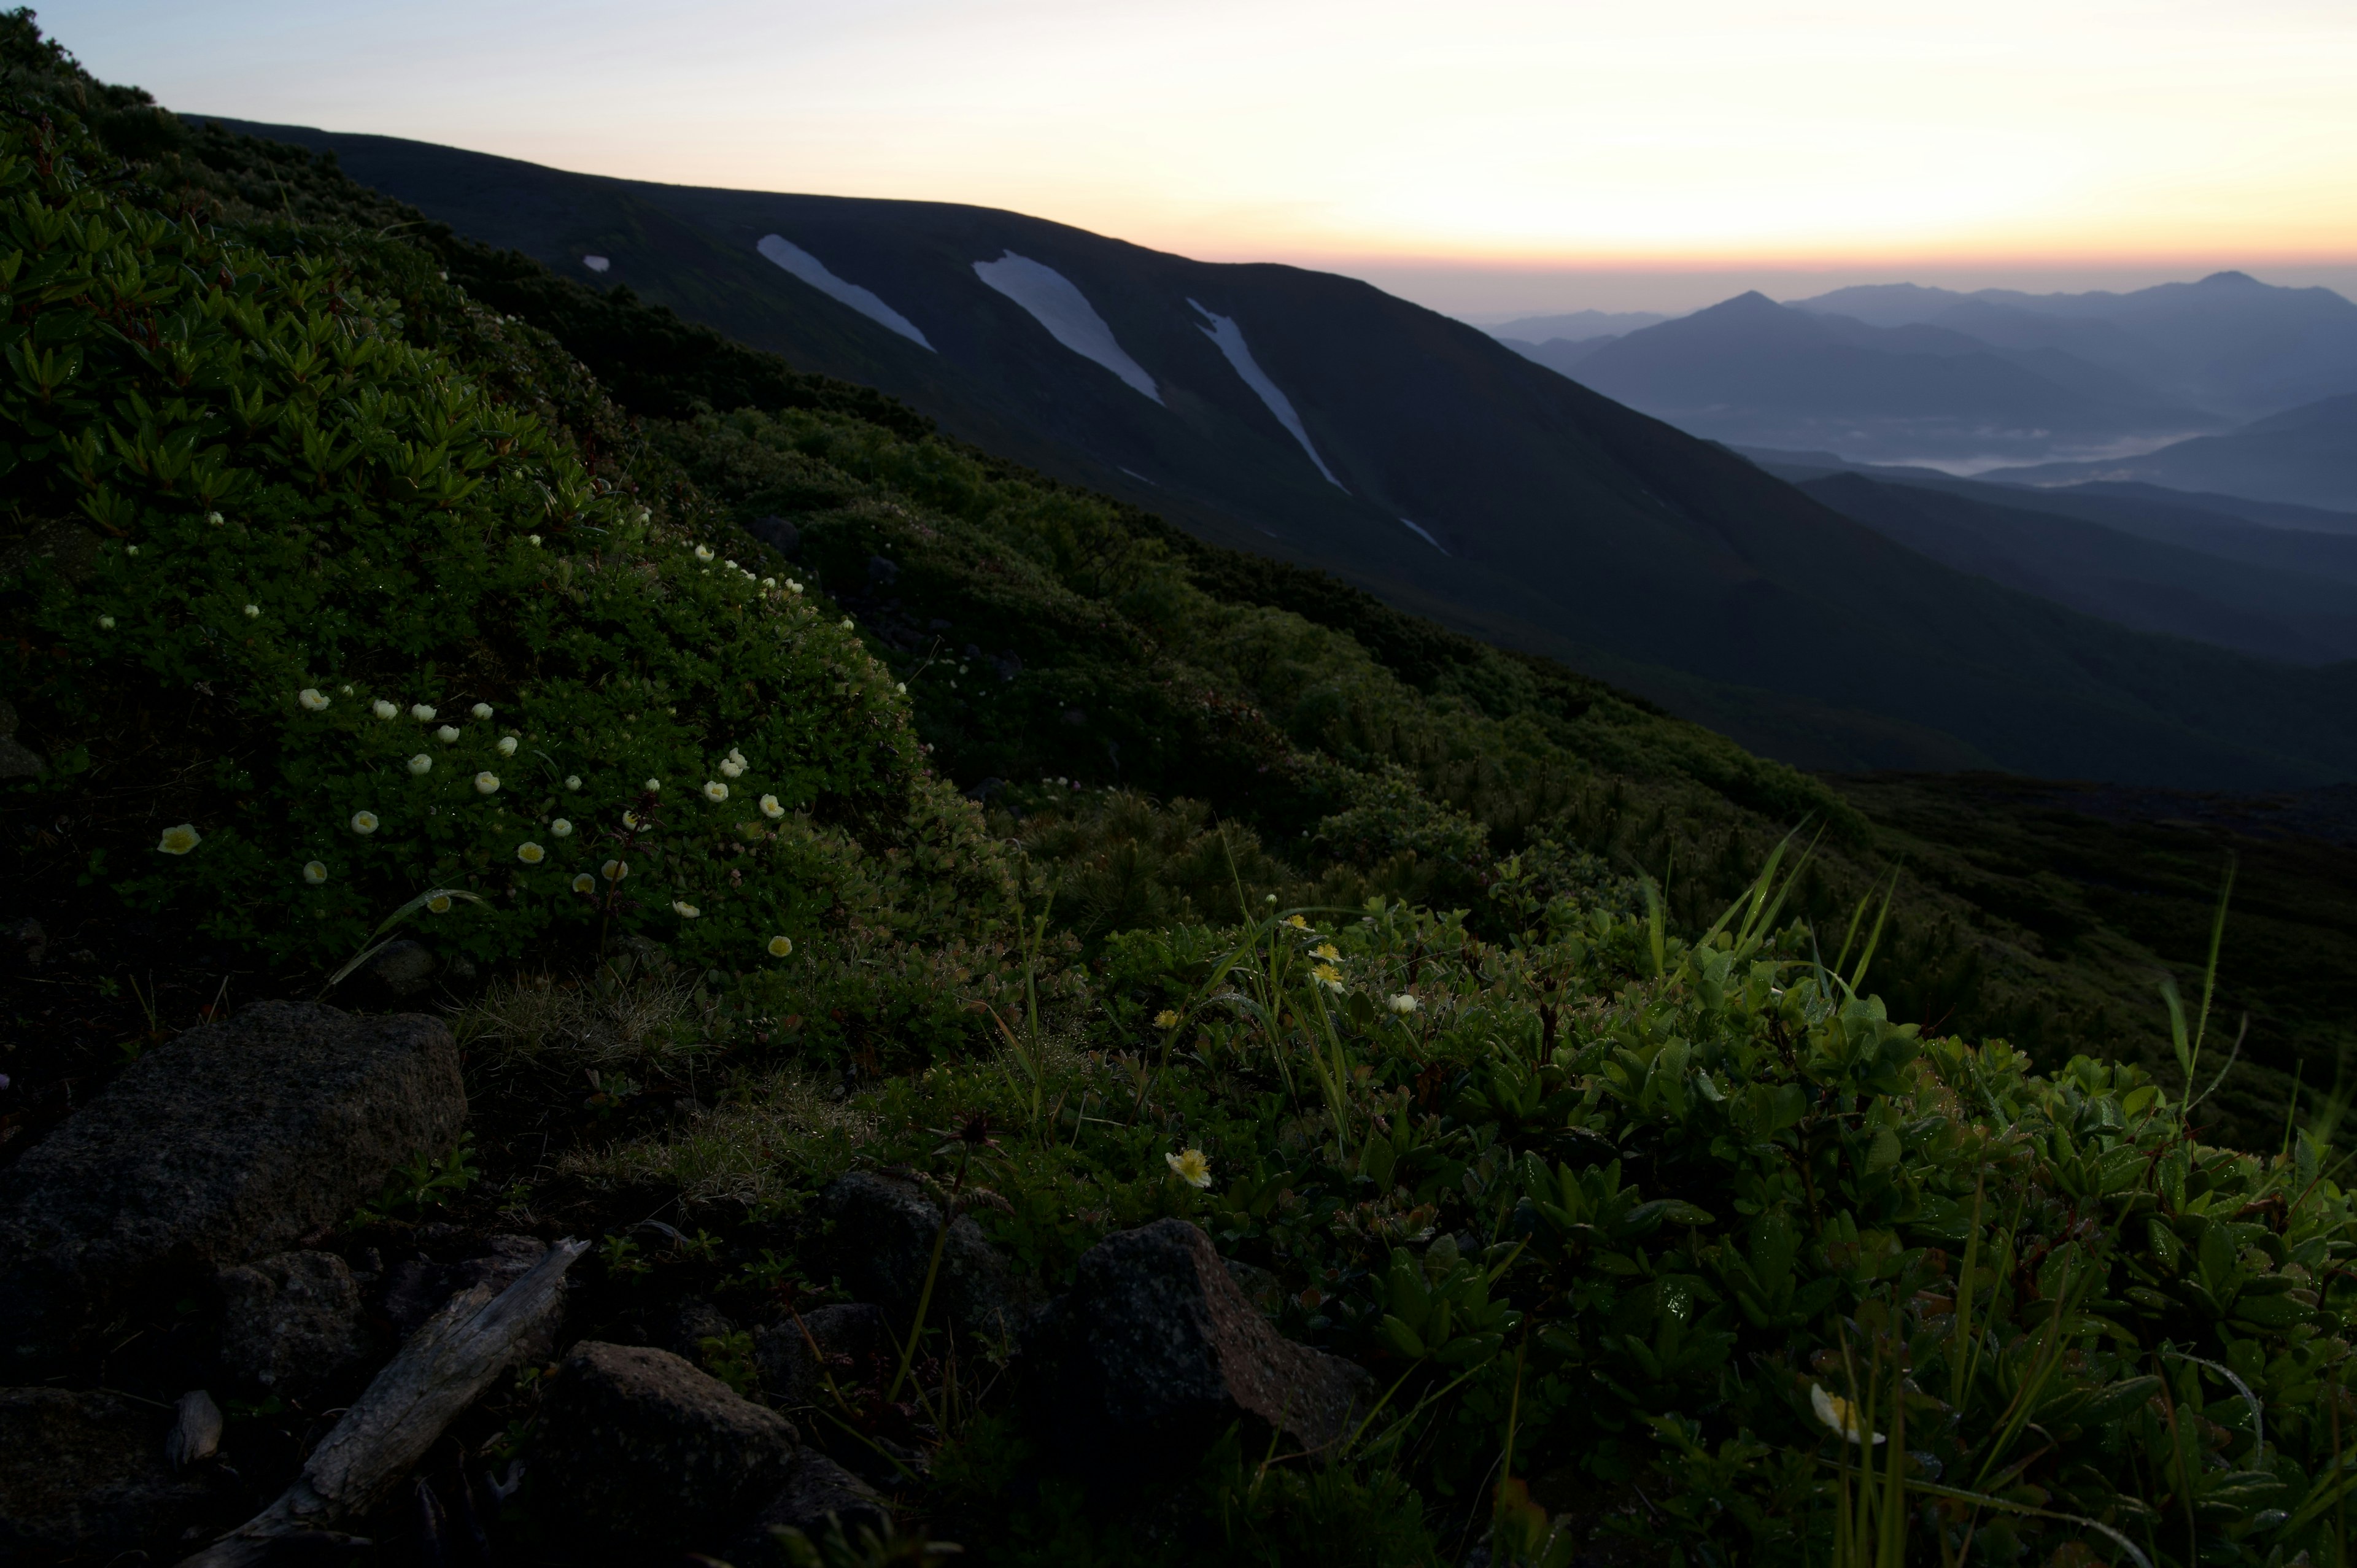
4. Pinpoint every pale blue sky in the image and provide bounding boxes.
[39,0,2357,314]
